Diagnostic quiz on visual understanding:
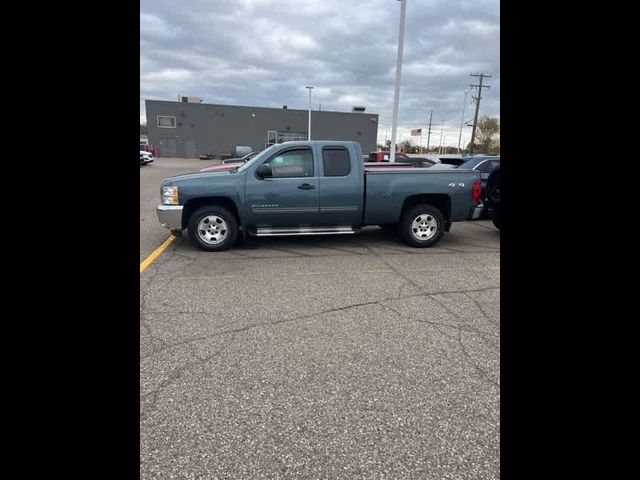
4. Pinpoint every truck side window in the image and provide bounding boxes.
[322,147,351,176]
[265,148,314,178]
